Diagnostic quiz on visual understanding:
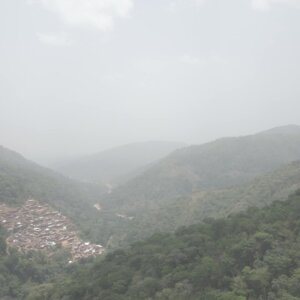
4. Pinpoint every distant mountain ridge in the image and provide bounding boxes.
[95,125,300,245]
[257,124,300,136]
[103,125,300,209]
[1,125,300,248]
[54,141,185,185]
